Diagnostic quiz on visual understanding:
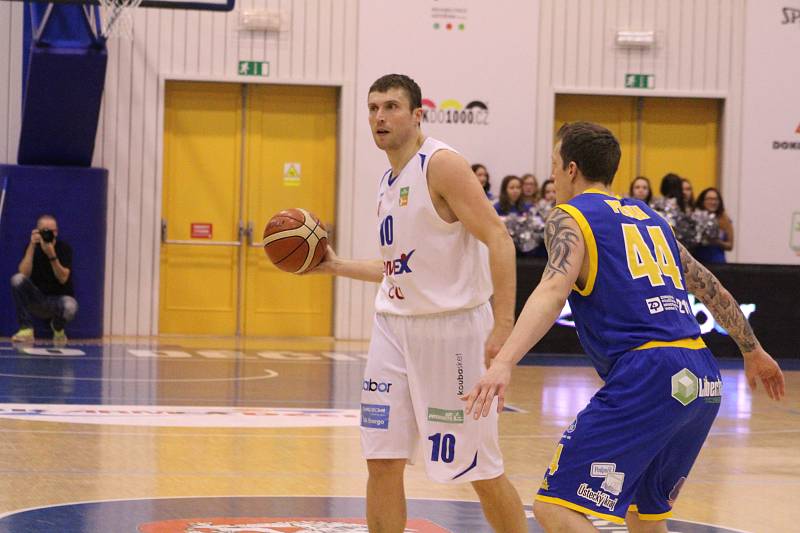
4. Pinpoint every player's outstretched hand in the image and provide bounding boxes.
[303,245,338,275]
[743,347,785,401]
[461,359,513,419]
